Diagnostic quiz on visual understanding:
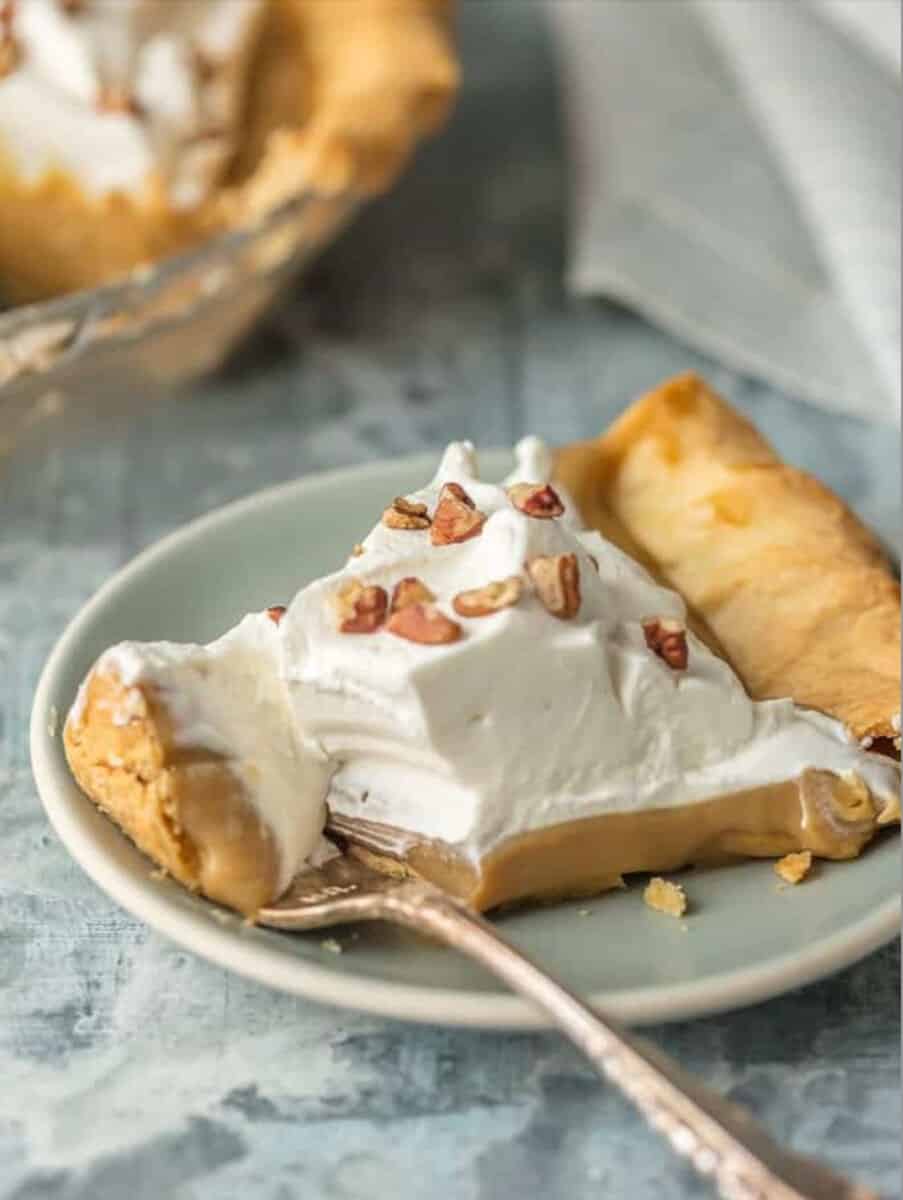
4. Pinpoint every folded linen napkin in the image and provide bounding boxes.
[547,0,900,424]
